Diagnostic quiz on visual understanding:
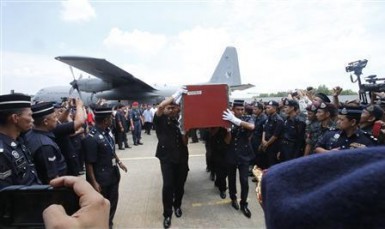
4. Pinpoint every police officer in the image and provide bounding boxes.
[303,101,321,156]
[315,106,377,152]
[130,101,143,145]
[83,106,127,229]
[154,89,189,229]
[24,102,67,184]
[280,99,306,161]
[261,100,284,167]
[209,127,229,199]
[114,104,127,150]
[222,100,255,218]
[251,102,268,169]
[0,93,40,188]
